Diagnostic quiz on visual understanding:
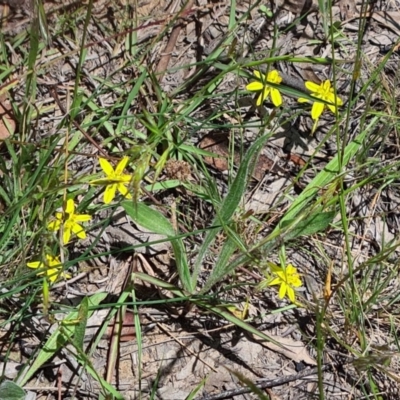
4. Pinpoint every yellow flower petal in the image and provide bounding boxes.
[286,286,296,303]
[27,255,69,284]
[268,278,281,287]
[99,158,115,176]
[278,283,287,299]
[46,255,60,265]
[322,80,331,91]
[246,81,264,92]
[305,81,322,92]
[63,228,72,245]
[72,223,86,239]
[298,97,309,104]
[311,102,324,120]
[258,87,271,106]
[254,70,262,79]
[115,156,130,175]
[270,88,282,107]
[286,264,296,274]
[326,94,343,113]
[65,199,75,215]
[74,214,92,222]
[46,267,59,283]
[327,104,338,114]
[118,174,133,183]
[267,70,282,84]
[104,183,118,204]
[117,183,132,199]
[27,261,42,269]
[48,219,61,232]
